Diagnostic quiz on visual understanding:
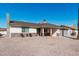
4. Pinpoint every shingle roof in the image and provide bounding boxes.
[10,20,62,29]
